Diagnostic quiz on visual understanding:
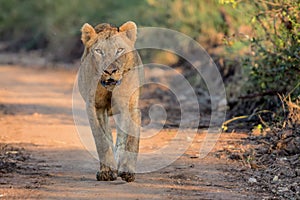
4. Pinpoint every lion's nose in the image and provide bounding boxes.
[104,69,117,75]
[103,70,110,75]
[104,64,118,74]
